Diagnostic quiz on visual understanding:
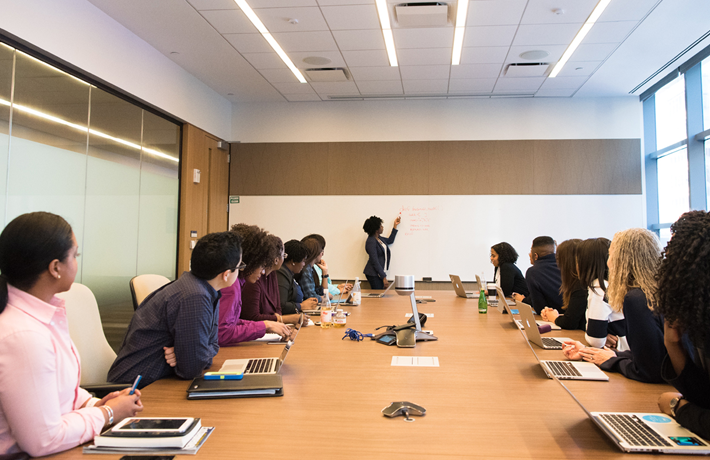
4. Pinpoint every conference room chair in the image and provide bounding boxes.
[129,274,170,310]
[57,283,129,397]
